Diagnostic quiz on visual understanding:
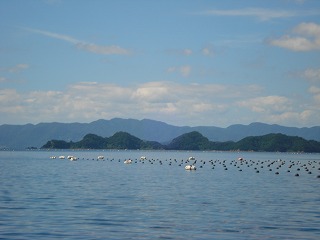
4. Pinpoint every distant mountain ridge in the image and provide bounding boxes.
[0,118,319,150]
